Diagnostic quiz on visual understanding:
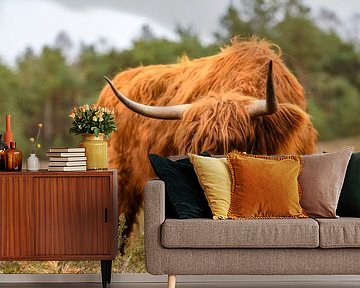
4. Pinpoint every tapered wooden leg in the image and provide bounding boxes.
[168,274,176,288]
[107,260,112,284]
[100,260,107,288]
